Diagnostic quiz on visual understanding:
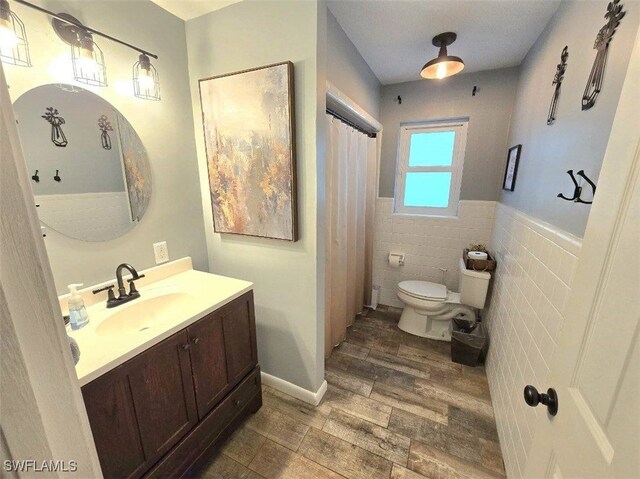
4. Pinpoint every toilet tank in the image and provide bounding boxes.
[458,258,491,309]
